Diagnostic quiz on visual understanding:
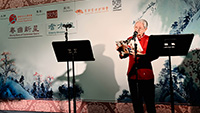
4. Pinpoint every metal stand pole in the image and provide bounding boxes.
[71,52,76,113]
[168,49,174,113]
[65,29,71,113]
[134,39,140,109]
[67,61,71,113]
